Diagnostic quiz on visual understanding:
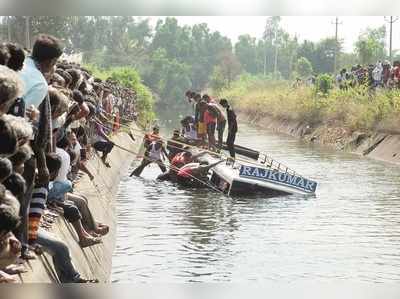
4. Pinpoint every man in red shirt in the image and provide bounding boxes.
[157,150,207,182]
[176,160,224,188]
